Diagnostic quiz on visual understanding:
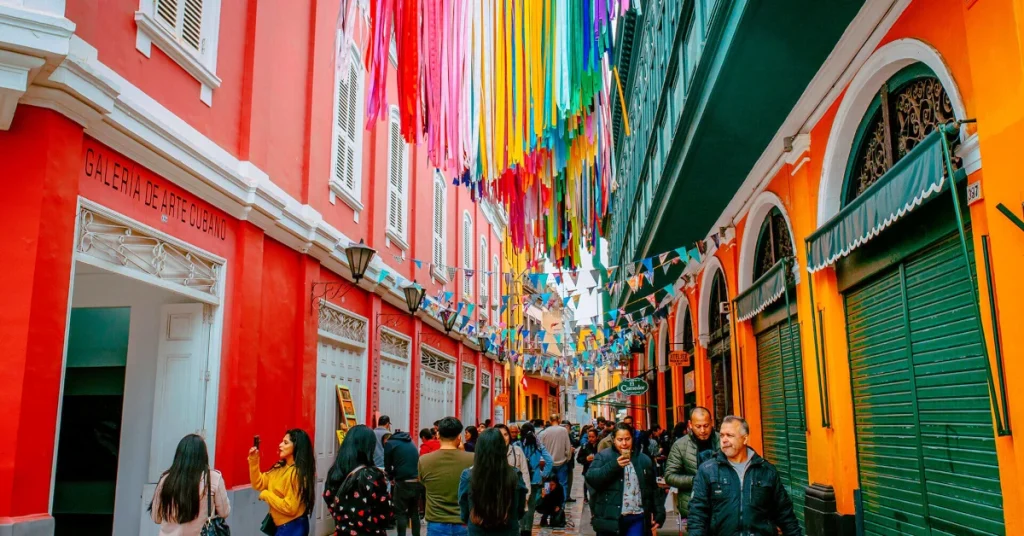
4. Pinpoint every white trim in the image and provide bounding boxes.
[134,0,223,106]
[385,105,409,247]
[329,36,365,213]
[697,255,726,348]
[461,362,477,384]
[737,191,799,293]
[462,211,473,299]
[379,326,413,363]
[957,132,982,175]
[817,38,968,227]
[431,171,448,282]
[0,49,45,129]
[673,298,691,346]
